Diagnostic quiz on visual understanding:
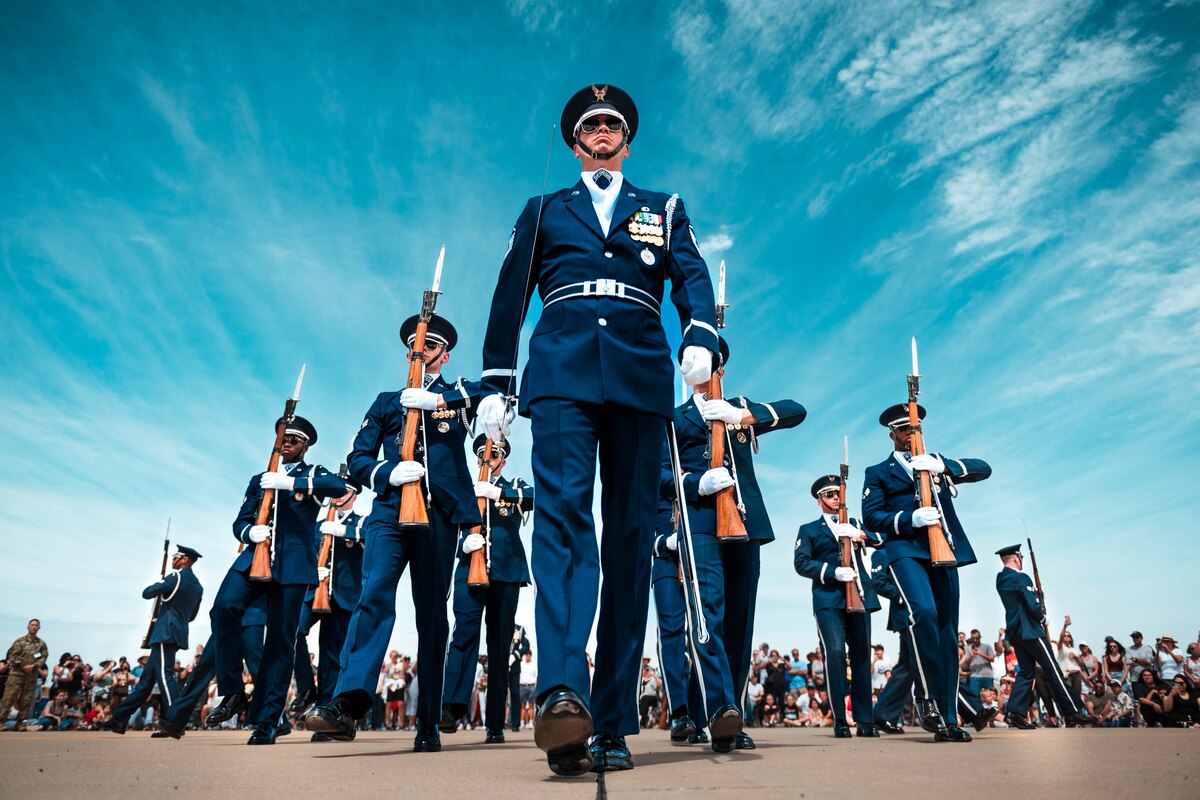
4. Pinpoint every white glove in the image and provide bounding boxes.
[908,453,945,474]
[665,533,678,552]
[462,533,485,553]
[474,481,502,501]
[696,396,744,425]
[478,394,514,441]
[679,346,713,386]
[697,467,735,497]
[834,566,857,583]
[388,461,426,486]
[316,567,330,582]
[400,387,440,411]
[320,521,347,538]
[260,472,295,491]
[832,523,865,542]
[247,525,270,544]
[912,506,942,527]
